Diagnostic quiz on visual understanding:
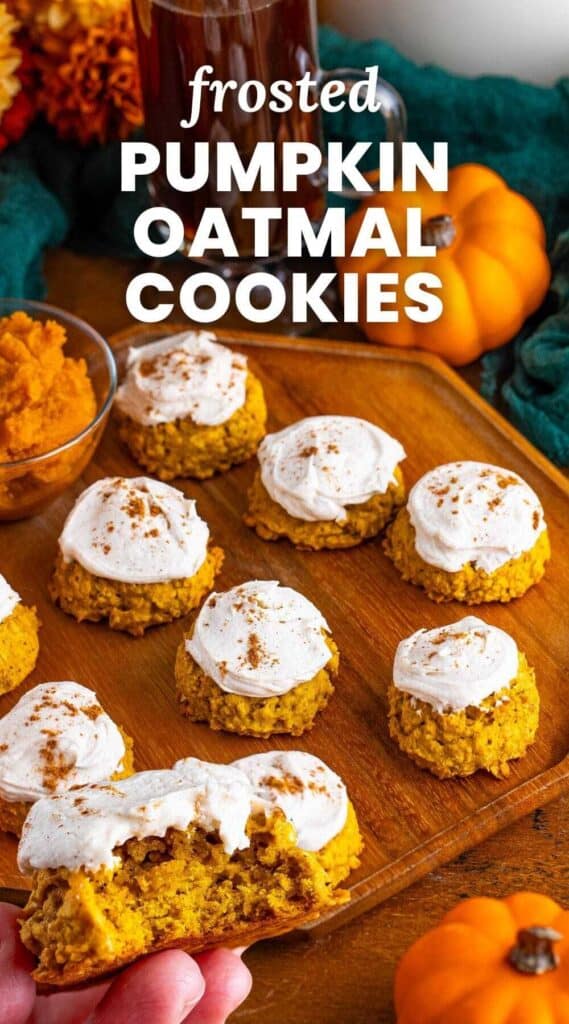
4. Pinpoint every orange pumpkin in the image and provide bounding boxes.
[337,164,551,366]
[395,892,569,1023]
